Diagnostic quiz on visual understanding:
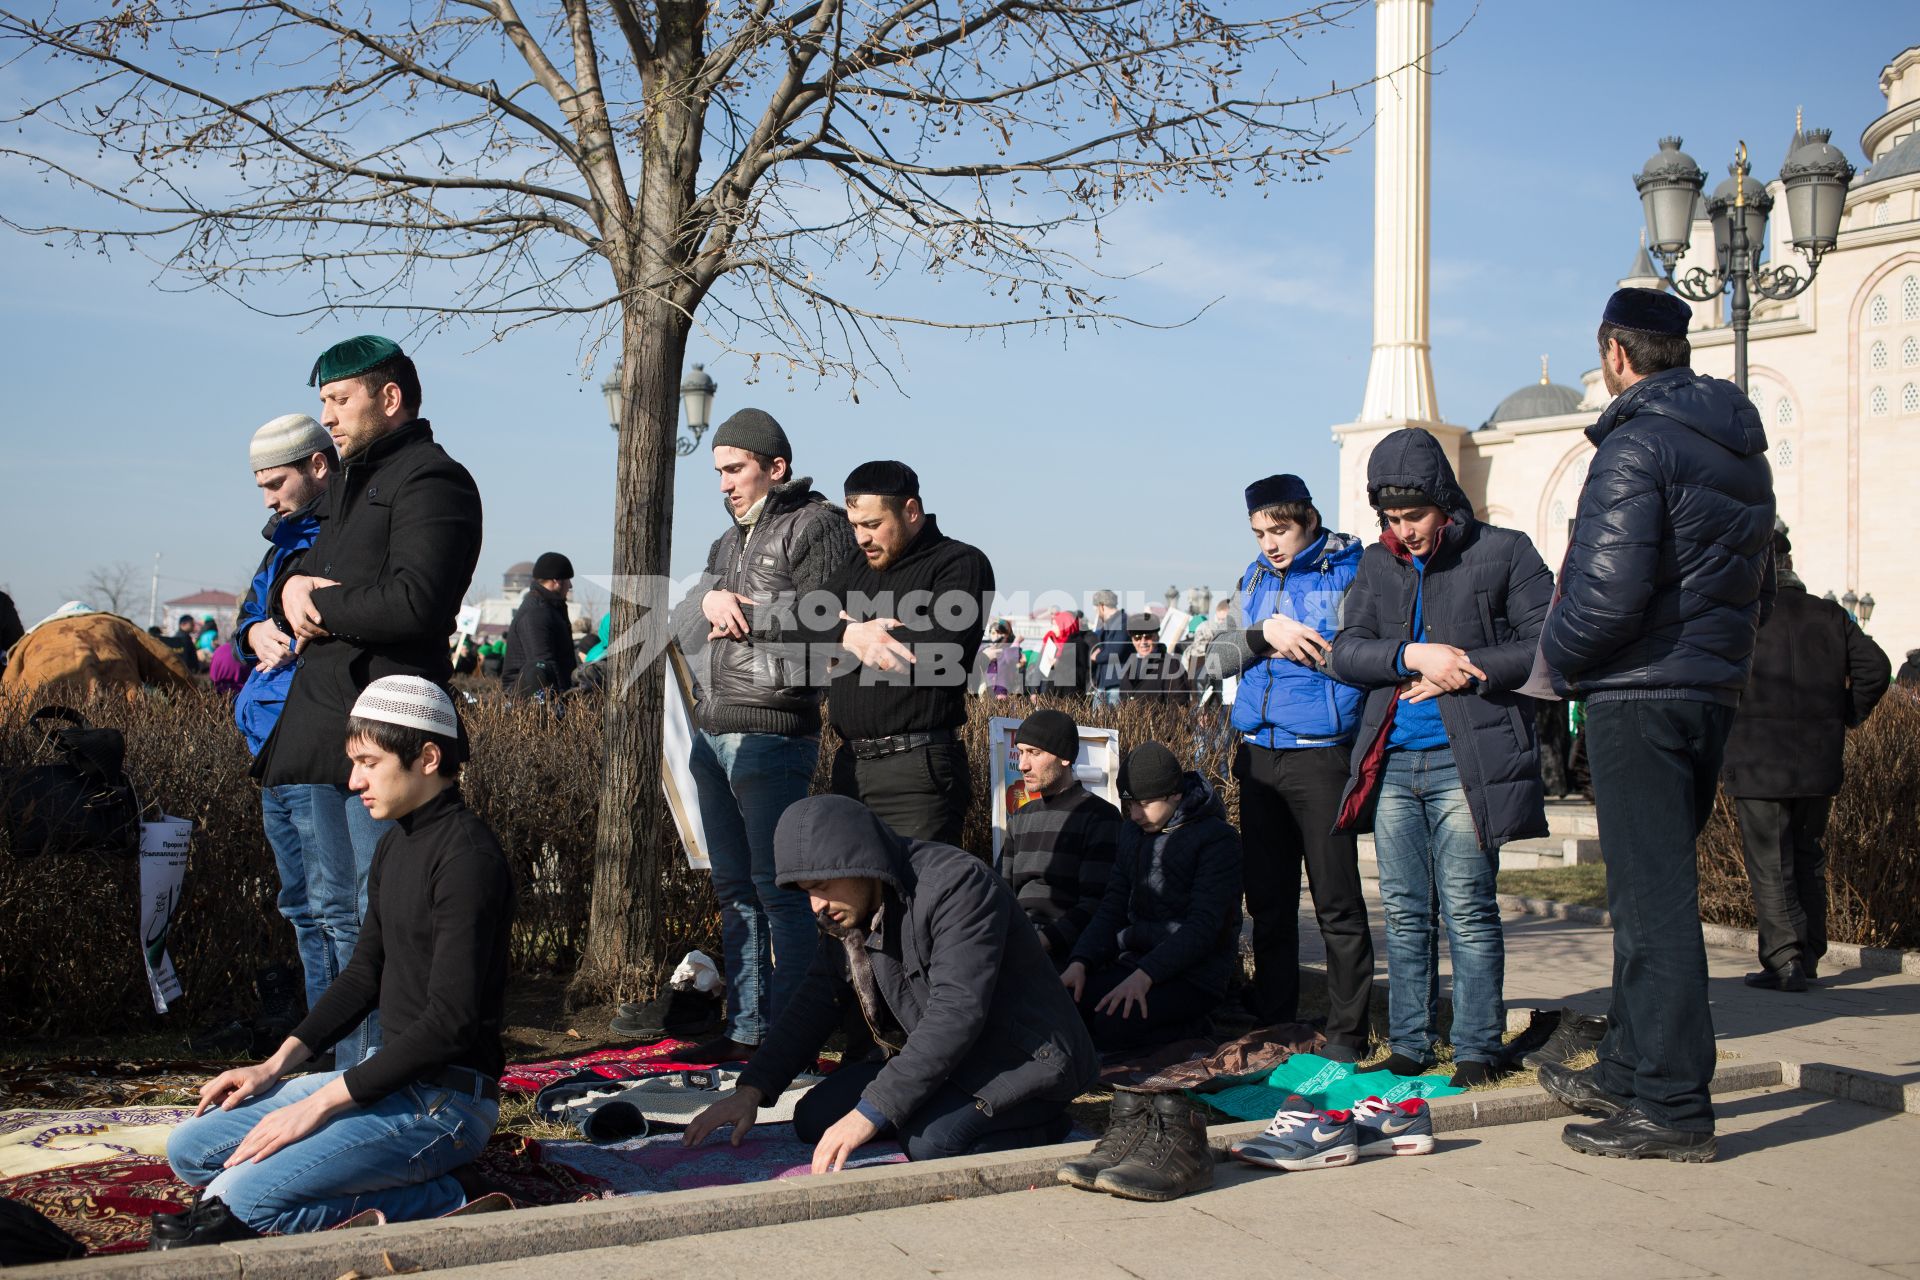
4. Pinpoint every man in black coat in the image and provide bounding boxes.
[257,335,484,1069]
[1330,426,1554,1087]
[500,551,577,695]
[805,461,994,845]
[1113,614,1194,704]
[1537,289,1775,1163]
[1061,743,1242,1051]
[1722,530,1889,991]
[681,795,1097,1170]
